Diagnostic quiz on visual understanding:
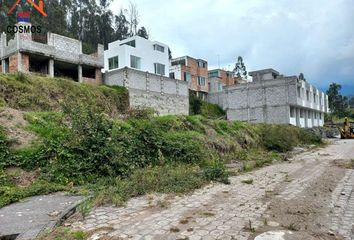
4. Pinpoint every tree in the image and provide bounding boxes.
[349,96,354,108]
[233,56,248,79]
[326,83,349,117]
[114,10,129,40]
[137,26,148,39]
[128,1,139,37]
